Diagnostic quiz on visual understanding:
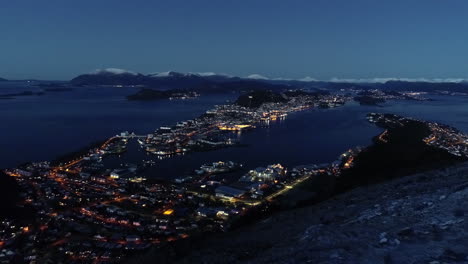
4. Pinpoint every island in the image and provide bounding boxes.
[235,90,288,108]
[126,88,199,101]
[353,89,429,106]
[0,90,45,99]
